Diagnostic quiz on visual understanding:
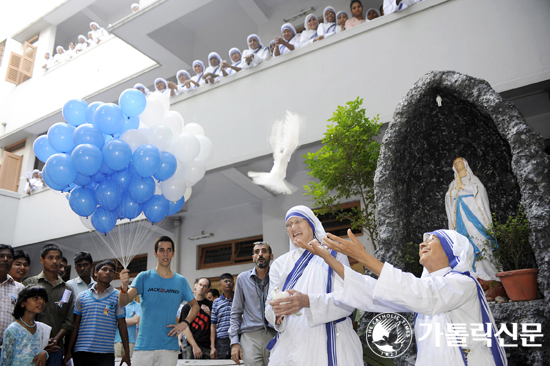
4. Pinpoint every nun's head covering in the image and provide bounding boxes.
[77,35,86,42]
[154,77,168,91]
[336,10,348,19]
[177,70,191,81]
[323,6,336,23]
[207,52,221,67]
[90,22,100,30]
[88,31,93,37]
[134,83,151,95]
[281,23,297,36]
[56,46,65,53]
[246,34,263,50]
[228,47,241,58]
[285,205,326,251]
[366,8,380,21]
[131,3,140,12]
[421,229,474,278]
[304,14,318,30]
[32,169,41,177]
[192,60,205,74]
